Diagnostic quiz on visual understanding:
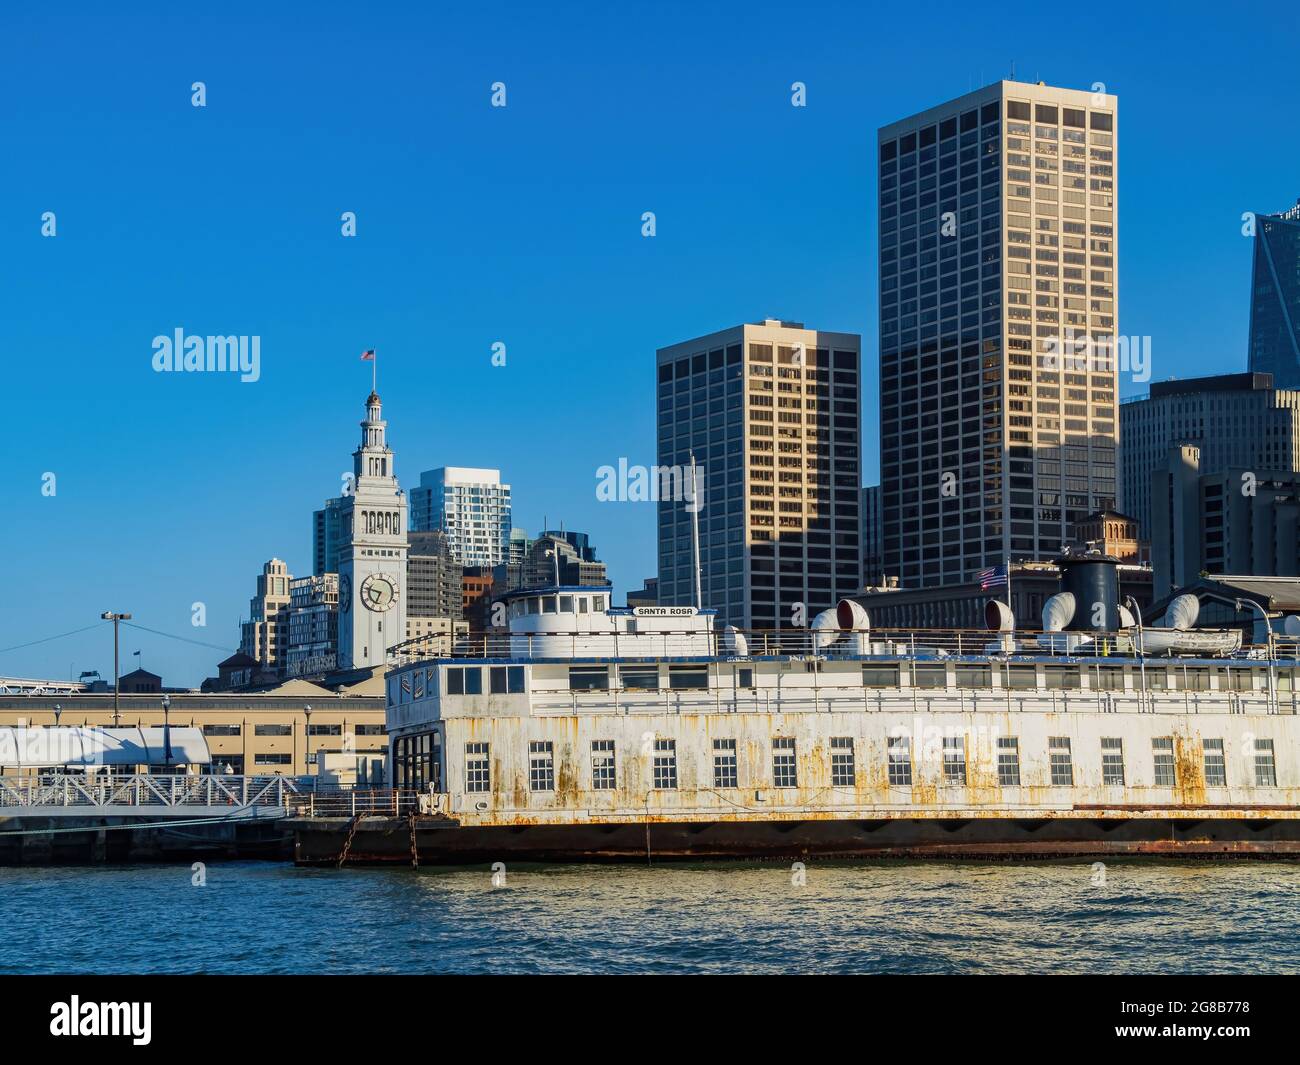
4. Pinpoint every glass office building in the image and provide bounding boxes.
[1248,200,1300,389]
[878,81,1118,589]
